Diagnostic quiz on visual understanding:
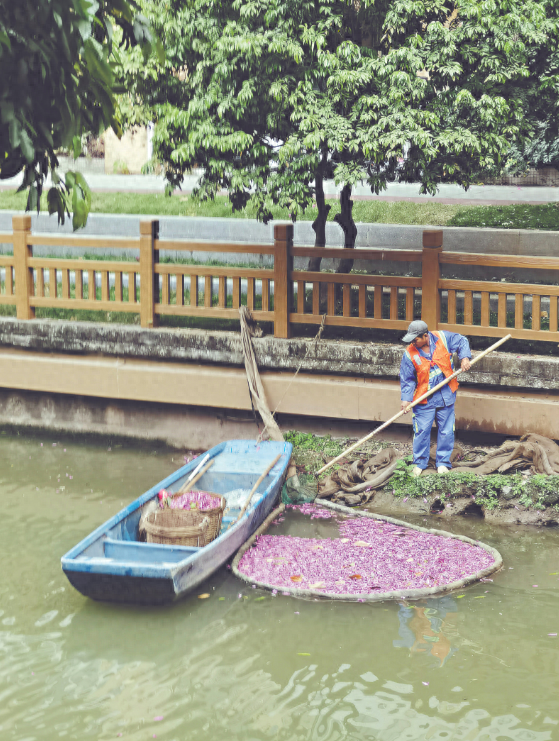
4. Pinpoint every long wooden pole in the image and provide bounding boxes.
[236,454,282,521]
[316,333,512,476]
[175,459,214,496]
